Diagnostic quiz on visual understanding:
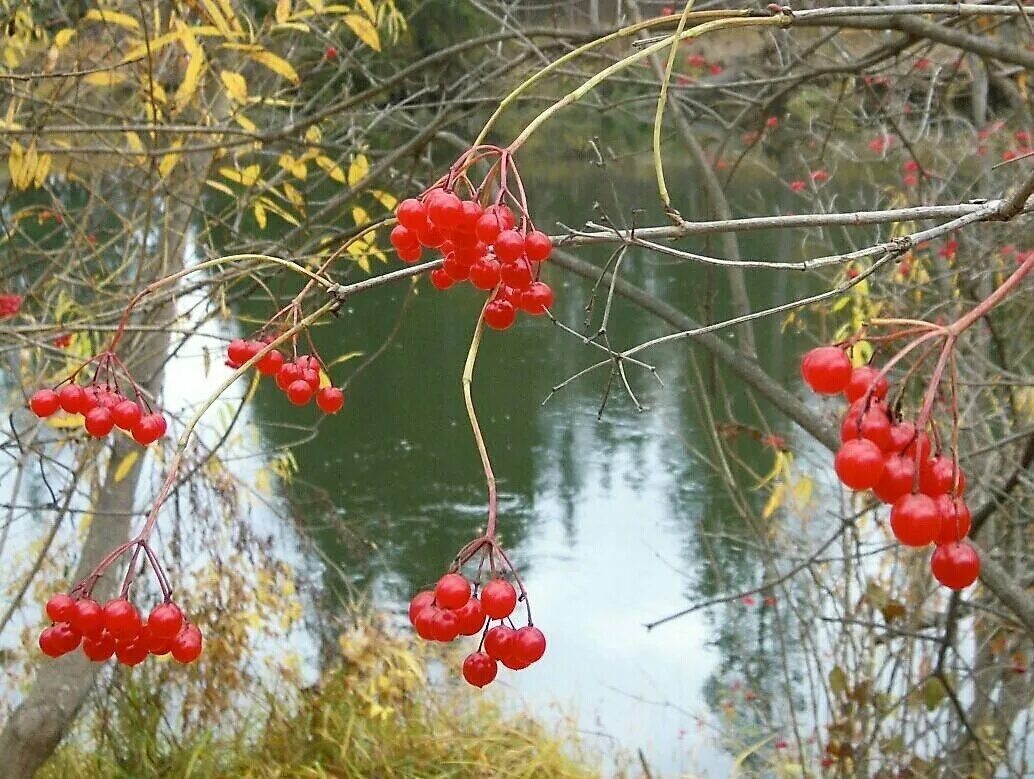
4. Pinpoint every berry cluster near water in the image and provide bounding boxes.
[226,339,344,413]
